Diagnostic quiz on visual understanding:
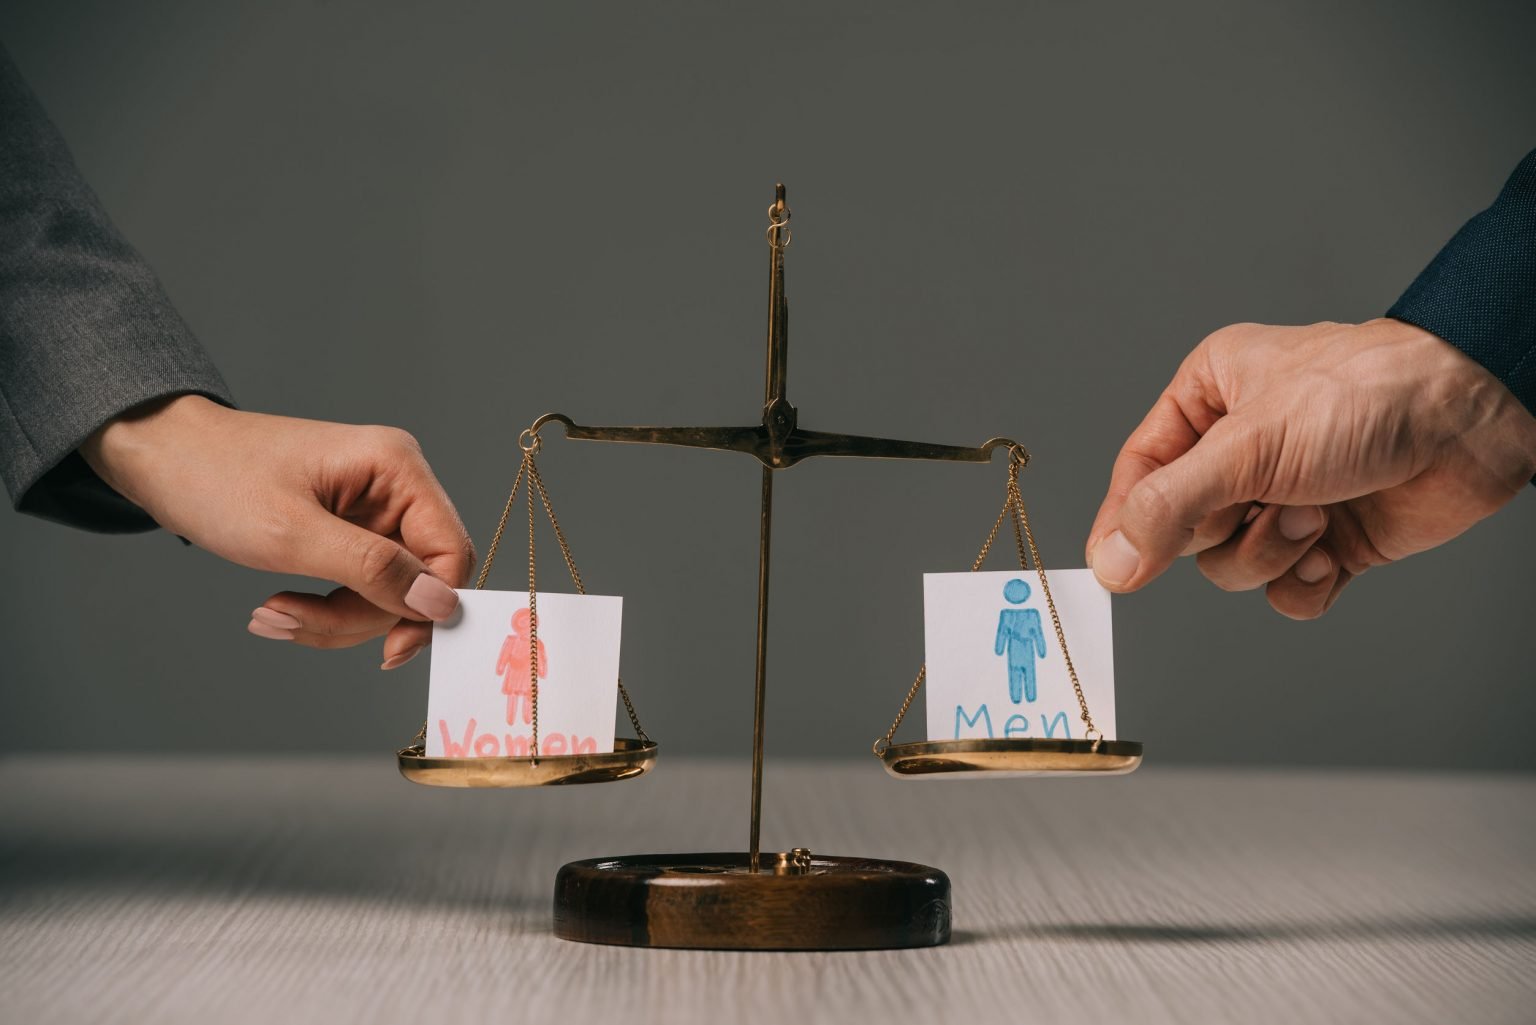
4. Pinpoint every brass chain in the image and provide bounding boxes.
[873,498,1009,754]
[875,667,927,758]
[527,457,585,592]
[470,431,650,748]
[473,460,526,590]
[974,500,1011,572]
[408,458,526,753]
[1006,459,1100,745]
[616,680,650,744]
[873,445,1101,754]
[524,452,649,743]
[412,429,652,755]
[526,452,541,761]
[1008,474,1030,572]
